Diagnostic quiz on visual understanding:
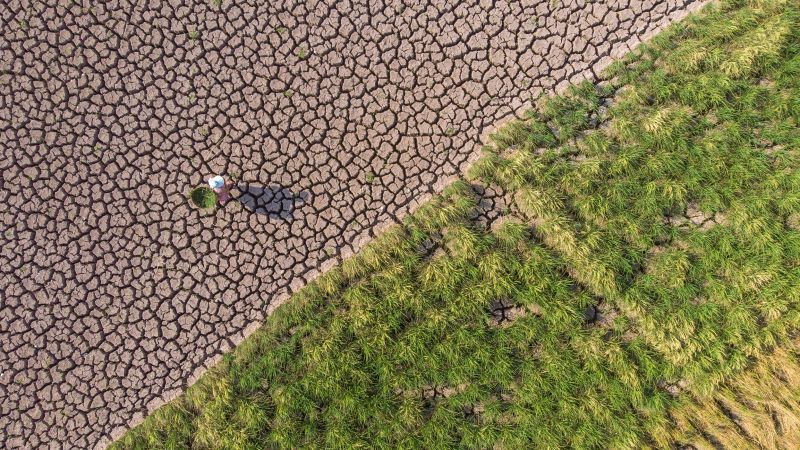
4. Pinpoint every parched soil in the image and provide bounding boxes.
[0,0,704,448]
